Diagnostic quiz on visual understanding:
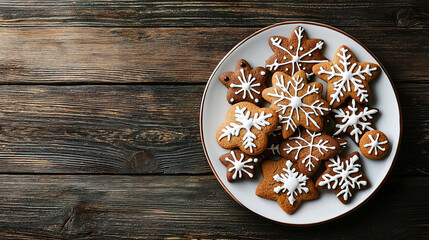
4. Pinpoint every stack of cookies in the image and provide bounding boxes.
[216,26,390,214]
